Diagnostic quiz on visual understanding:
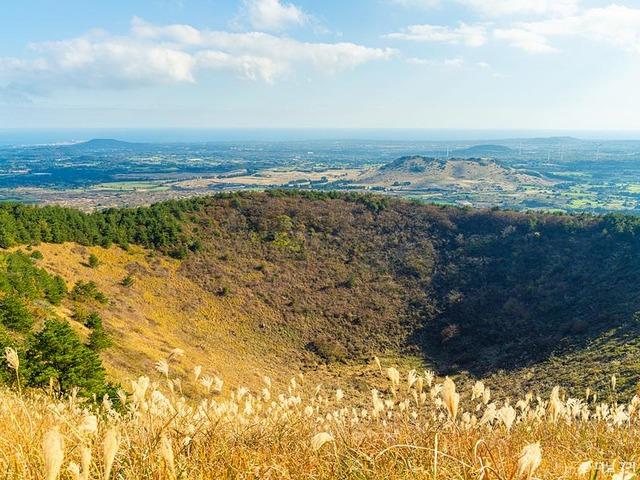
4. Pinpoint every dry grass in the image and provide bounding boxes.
[1,351,639,480]
[27,243,296,390]
[25,243,432,399]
